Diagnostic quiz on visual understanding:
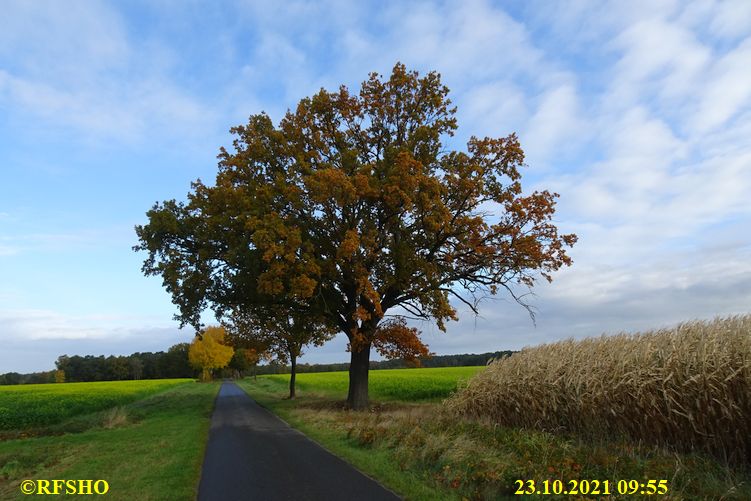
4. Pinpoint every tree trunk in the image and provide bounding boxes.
[289,355,297,399]
[346,343,371,410]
